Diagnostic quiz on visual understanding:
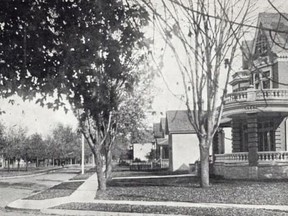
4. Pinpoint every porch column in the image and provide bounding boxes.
[219,129,225,154]
[275,119,284,151]
[213,129,225,154]
[247,113,258,166]
[231,120,241,152]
